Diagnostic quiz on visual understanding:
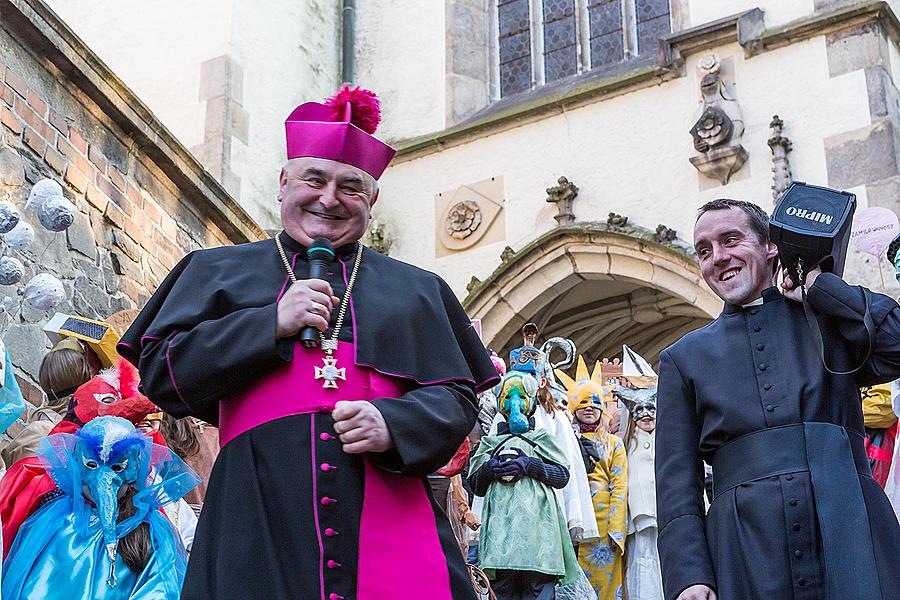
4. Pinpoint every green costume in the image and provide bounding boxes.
[469,429,581,585]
